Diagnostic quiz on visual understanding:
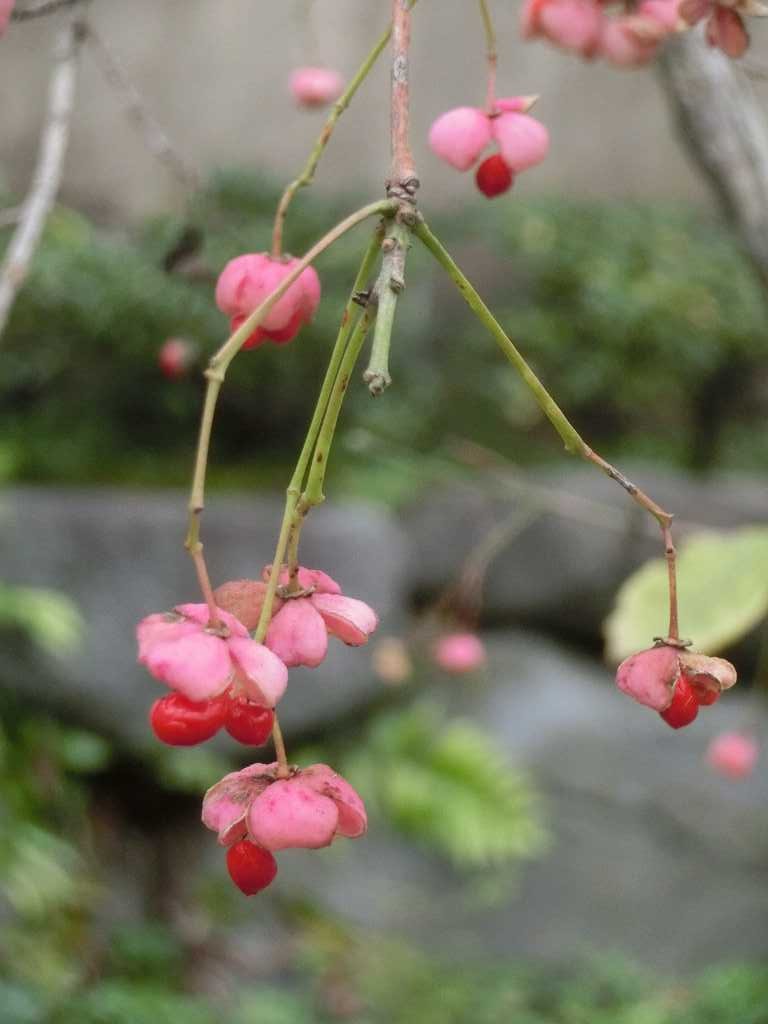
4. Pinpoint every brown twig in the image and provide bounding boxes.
[11,0,80,20]
[387,0,418,201]
[478,0,498,114]
[0,5,85,341]
[85,25,200,194]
